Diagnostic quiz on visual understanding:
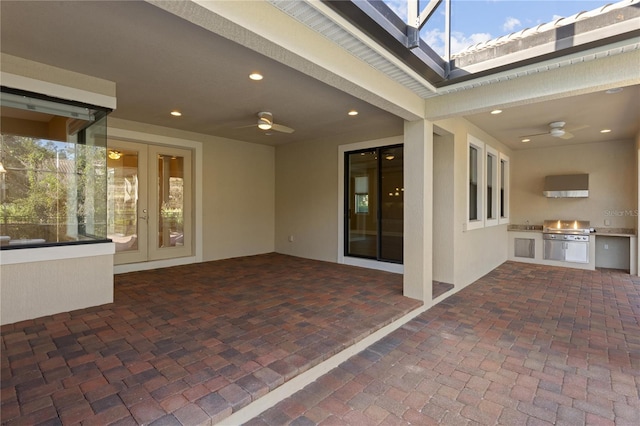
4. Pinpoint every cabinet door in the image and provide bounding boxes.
[544,240,564,261]
[515,238,535,258]
[565,241,589,263]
